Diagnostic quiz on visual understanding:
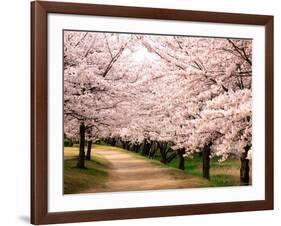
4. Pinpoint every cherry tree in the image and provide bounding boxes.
[64,31,136,168]
[130,35,252,182]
